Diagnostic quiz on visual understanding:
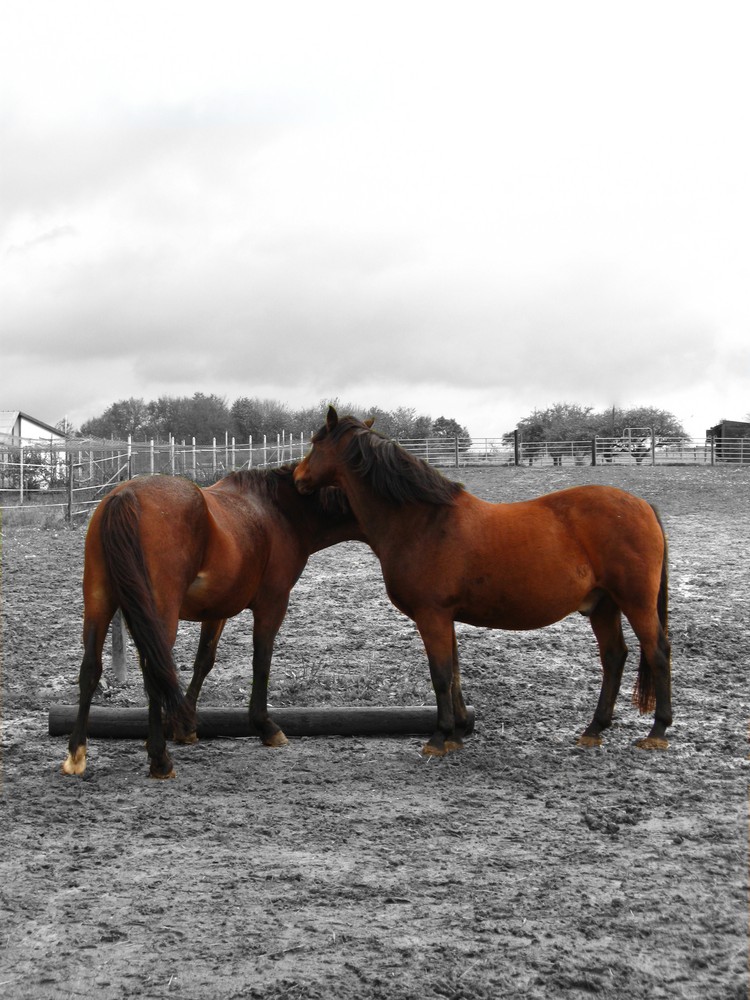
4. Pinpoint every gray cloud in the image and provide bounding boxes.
[1,2,748,439]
